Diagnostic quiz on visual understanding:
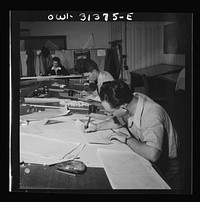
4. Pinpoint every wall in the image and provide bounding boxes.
[20,21,111,49]
[125,22,163,71]
[110,22,185,72]
[20,21,185,71]
[160,23,185,66]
